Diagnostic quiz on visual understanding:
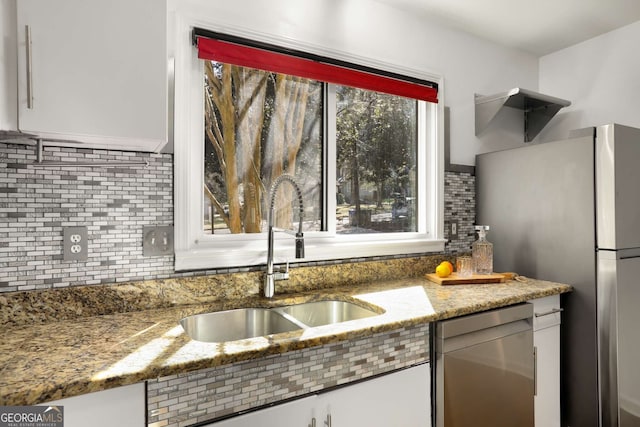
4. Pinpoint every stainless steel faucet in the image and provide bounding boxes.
[264,174,305,298]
